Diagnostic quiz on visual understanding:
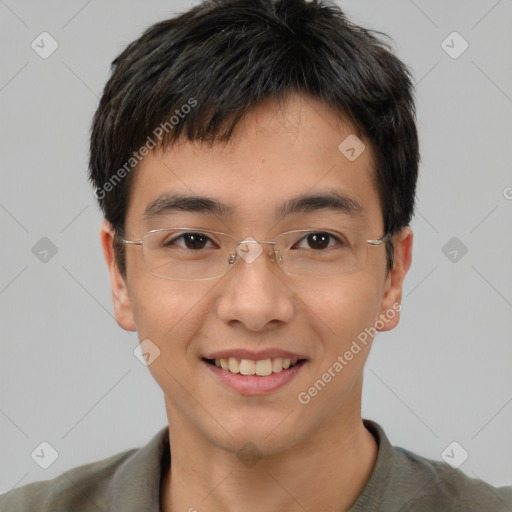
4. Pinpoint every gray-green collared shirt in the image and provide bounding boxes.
[1,419,511,511]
